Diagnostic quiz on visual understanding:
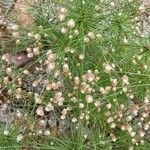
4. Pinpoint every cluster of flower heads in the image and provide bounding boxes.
[105,97,149,147]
